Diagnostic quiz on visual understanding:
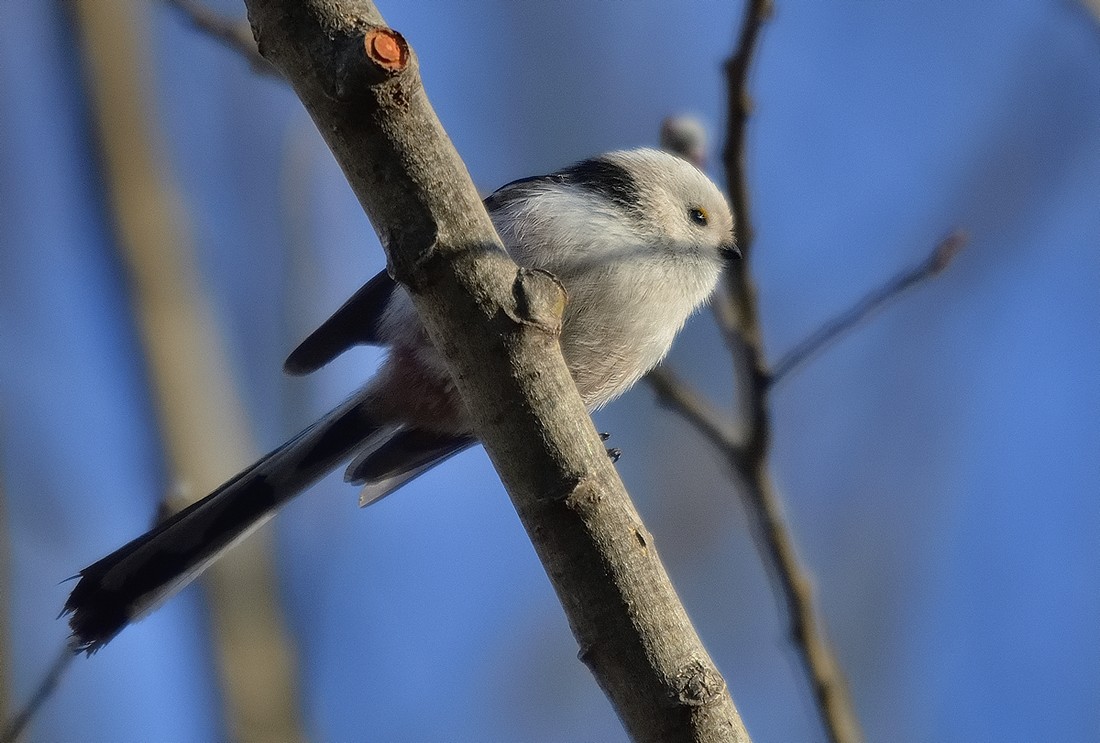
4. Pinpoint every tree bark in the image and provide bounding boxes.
[241,1,750,740]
